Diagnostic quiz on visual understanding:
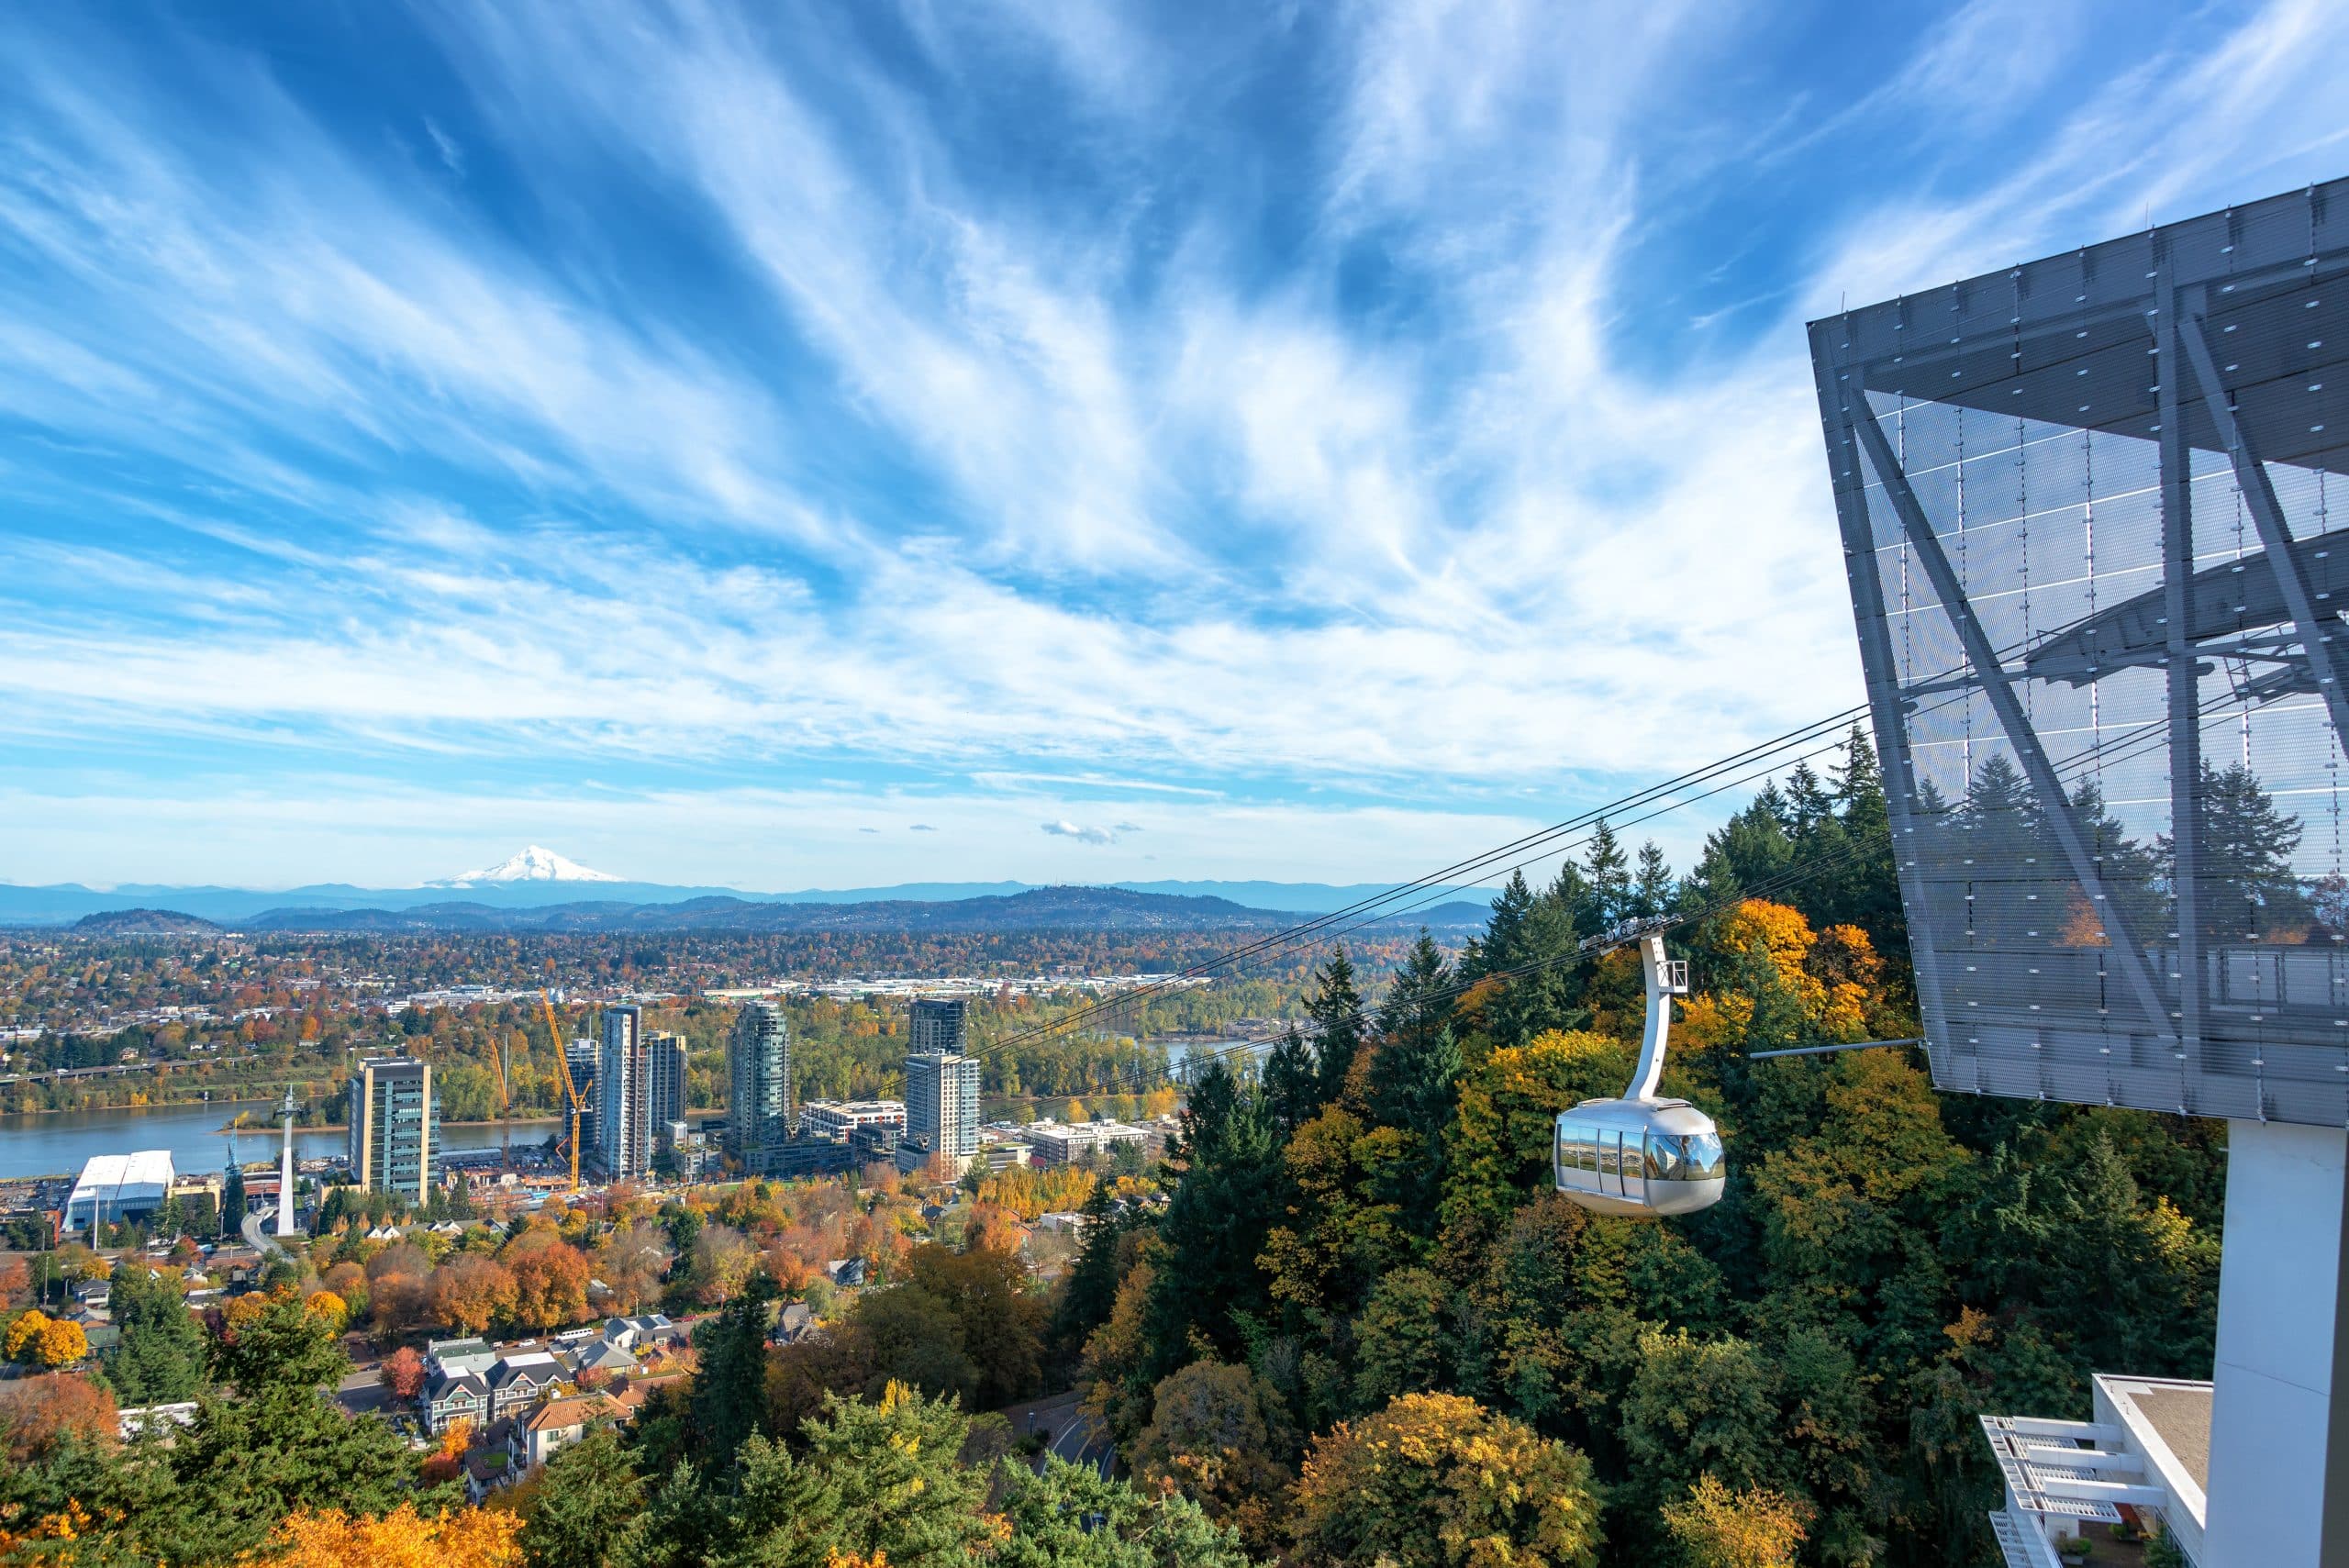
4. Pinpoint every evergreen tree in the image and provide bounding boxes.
[690,1270,780,1473]
[1308,951,1366,1106]
[1581,819,1631,931]
[1143,1061,1283,1377]
[2177,758,2310,940]
[103,1266,206,1405]
[1263,1023,1320,1138]
[996,1455,1255,1568]
[521,1427,644,1568]
[1053,1180,1133,1362]
[220,1165,246,1238]
[1485,867,1590,1052]
[162,1292,416,1562]
[1630,841,1675,923]
[1463,871,1537,983]
[1368,934,1463,1230]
